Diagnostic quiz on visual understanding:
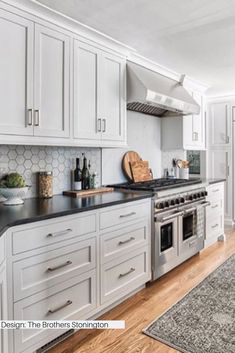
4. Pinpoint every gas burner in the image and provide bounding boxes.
[109,178,202,192]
